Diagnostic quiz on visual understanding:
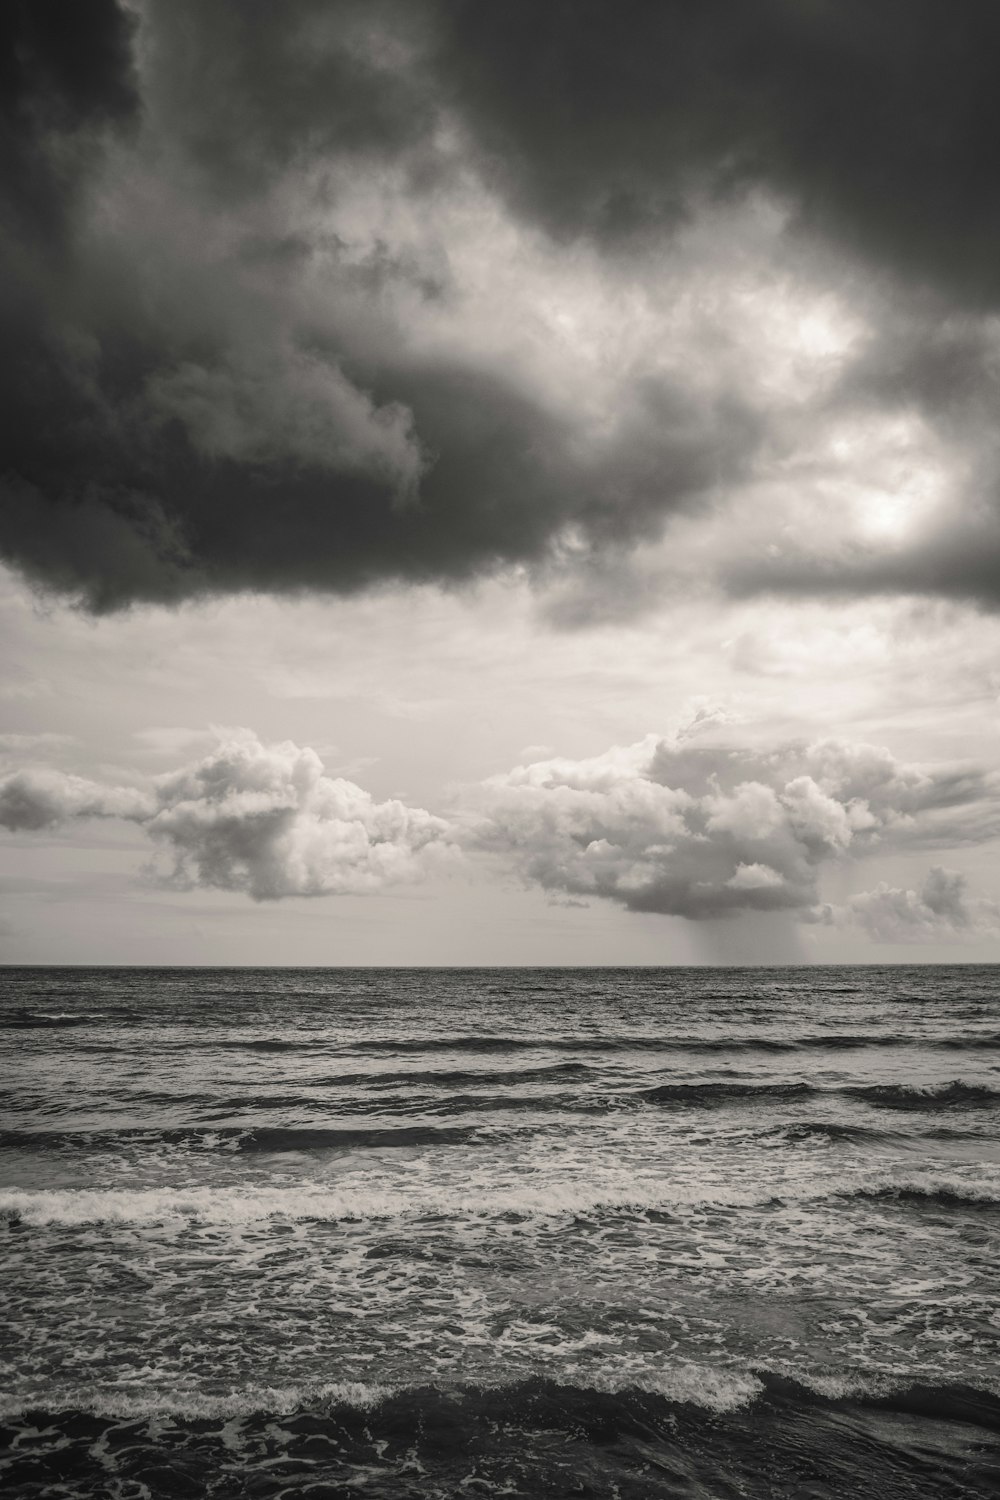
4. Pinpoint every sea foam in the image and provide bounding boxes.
[3,1165,998,1226]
